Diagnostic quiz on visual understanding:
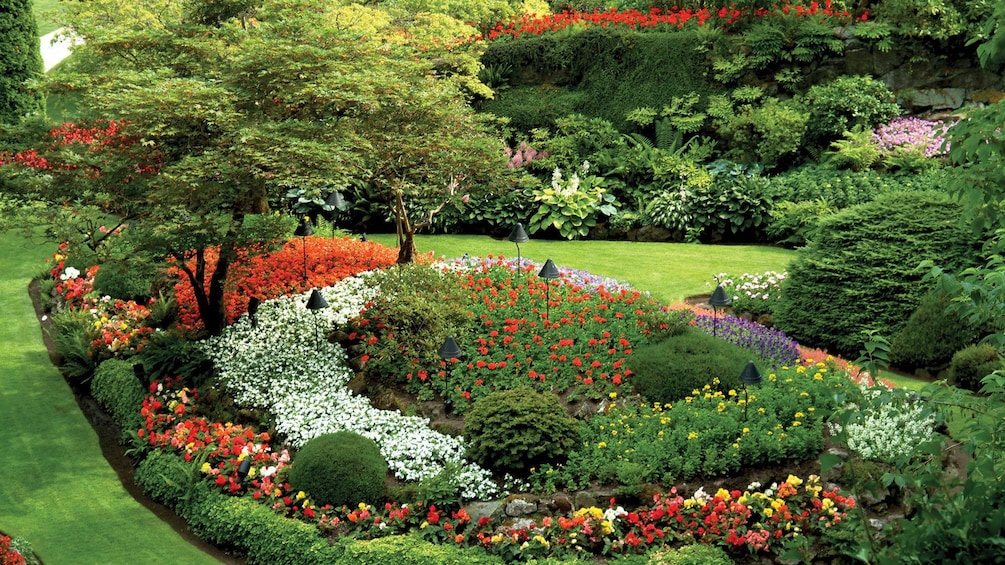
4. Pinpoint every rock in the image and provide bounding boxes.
[899,87,967,111]
[573,491,597,509]
[505,497,538,517]
[464,501,502,525]
[544,493,573,514]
